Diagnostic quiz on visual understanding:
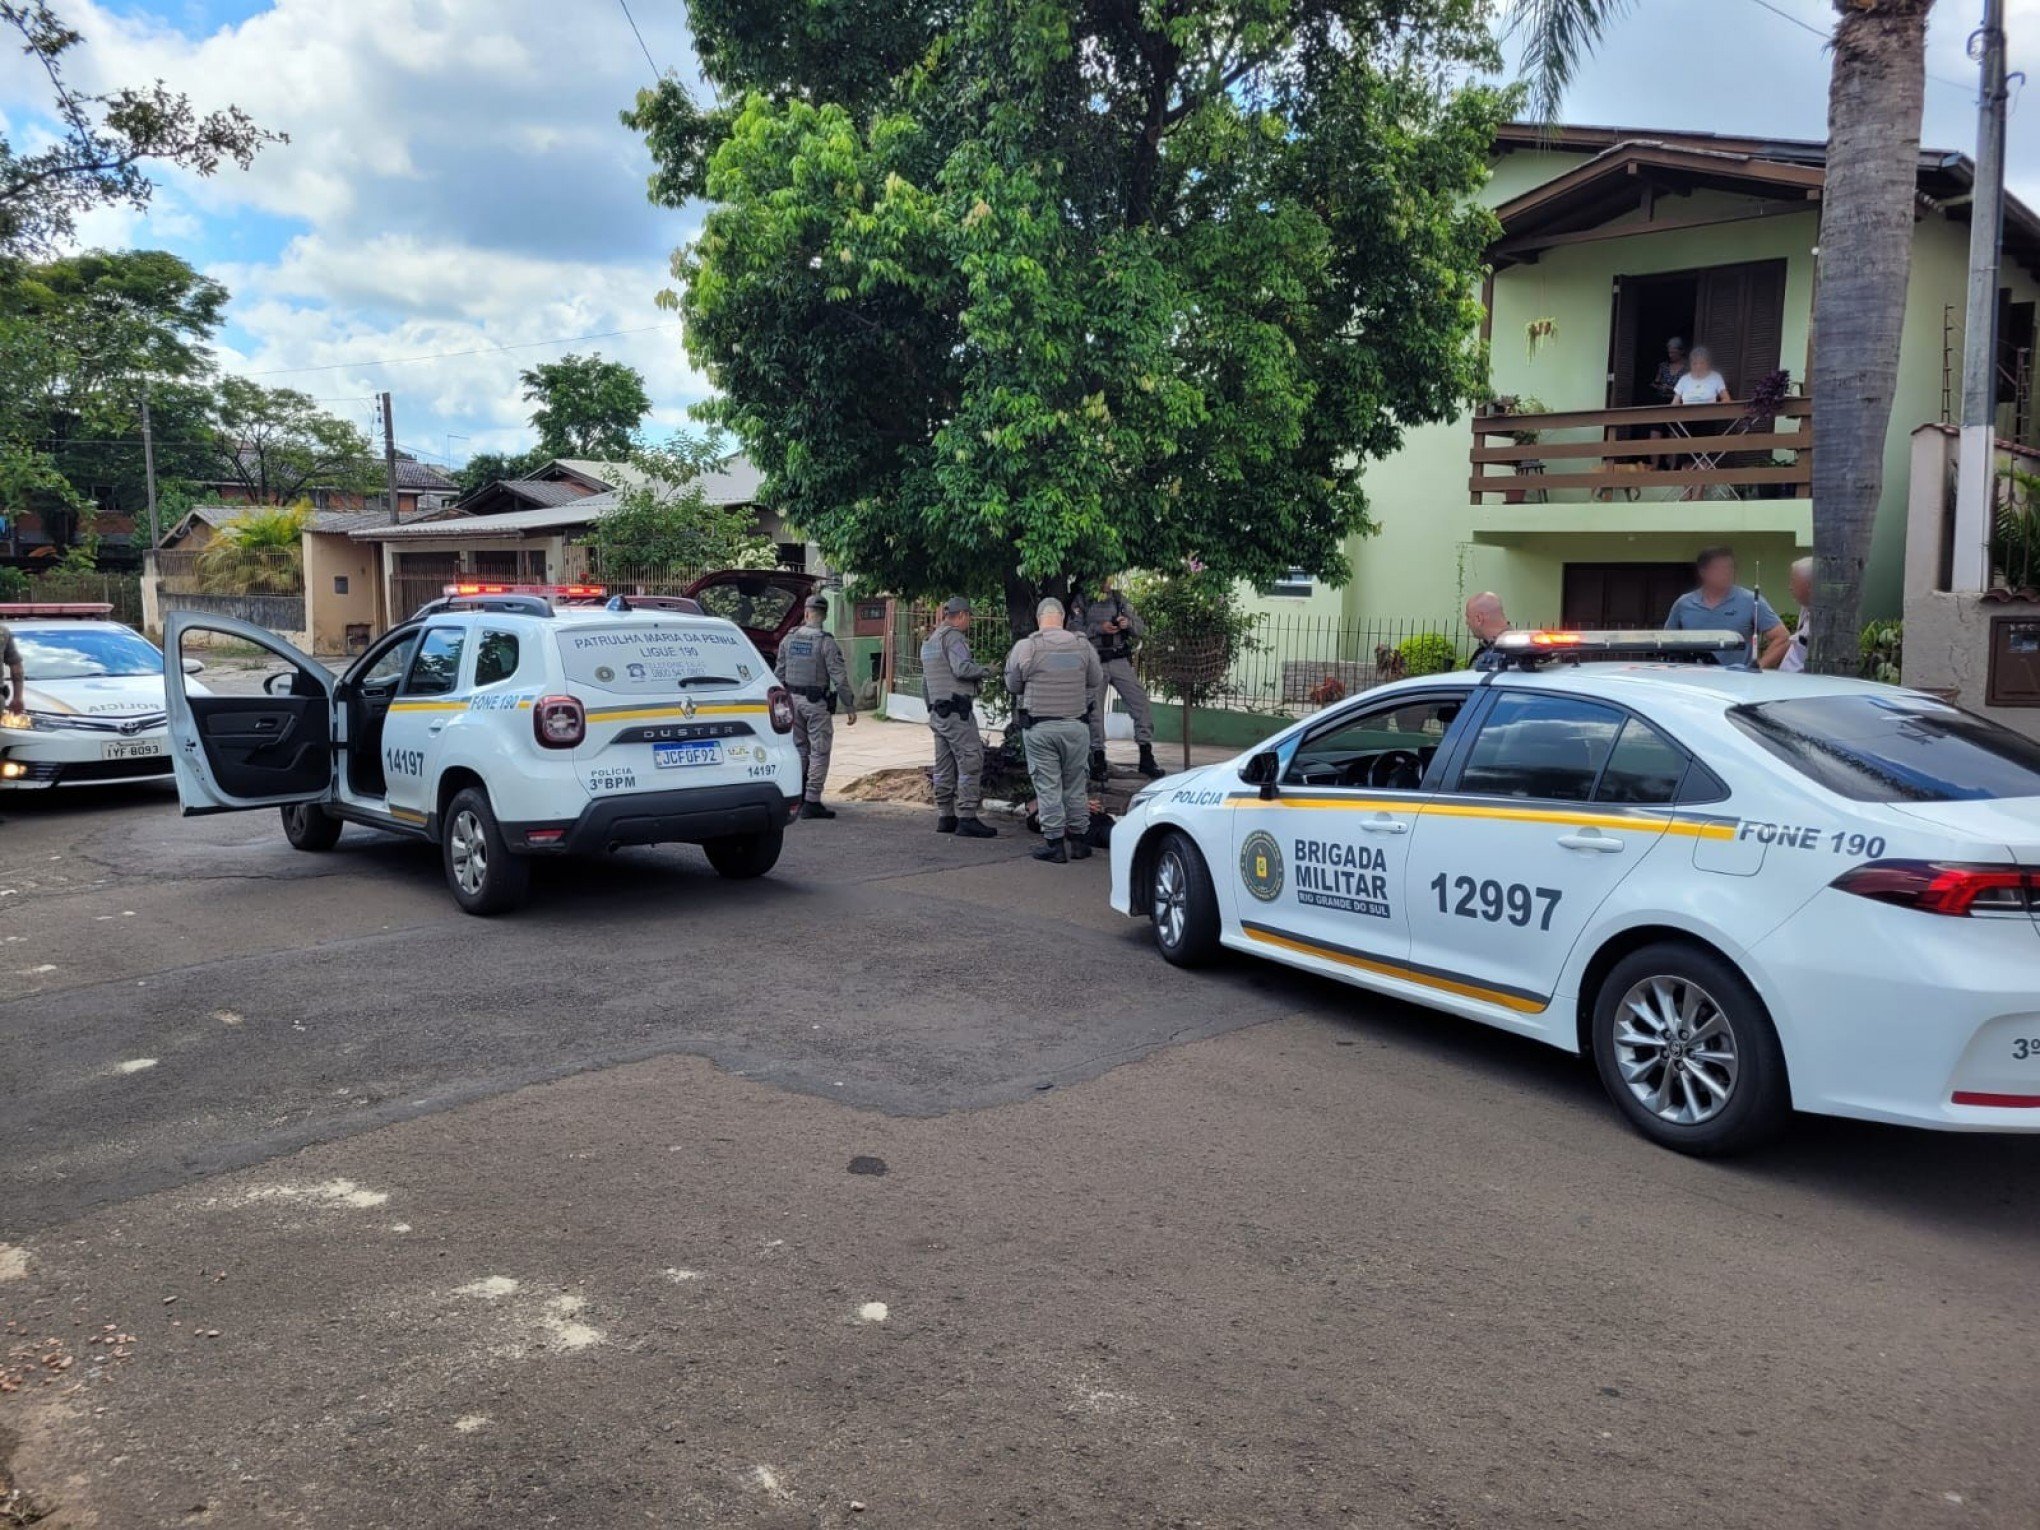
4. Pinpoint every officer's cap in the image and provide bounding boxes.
[805,594,828,614]
[940,596,972,616]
